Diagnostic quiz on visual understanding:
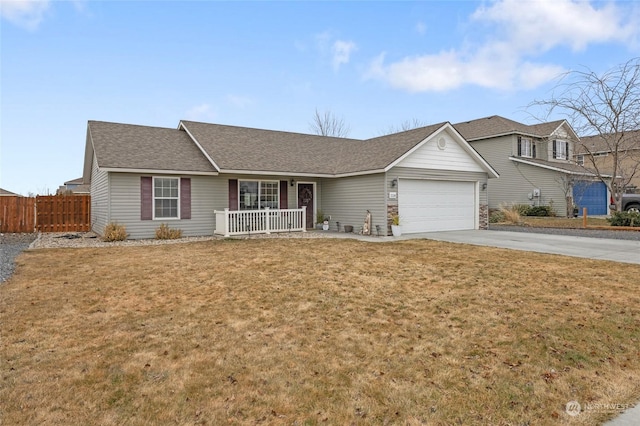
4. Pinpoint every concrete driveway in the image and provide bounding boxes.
[412,230,640,265]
